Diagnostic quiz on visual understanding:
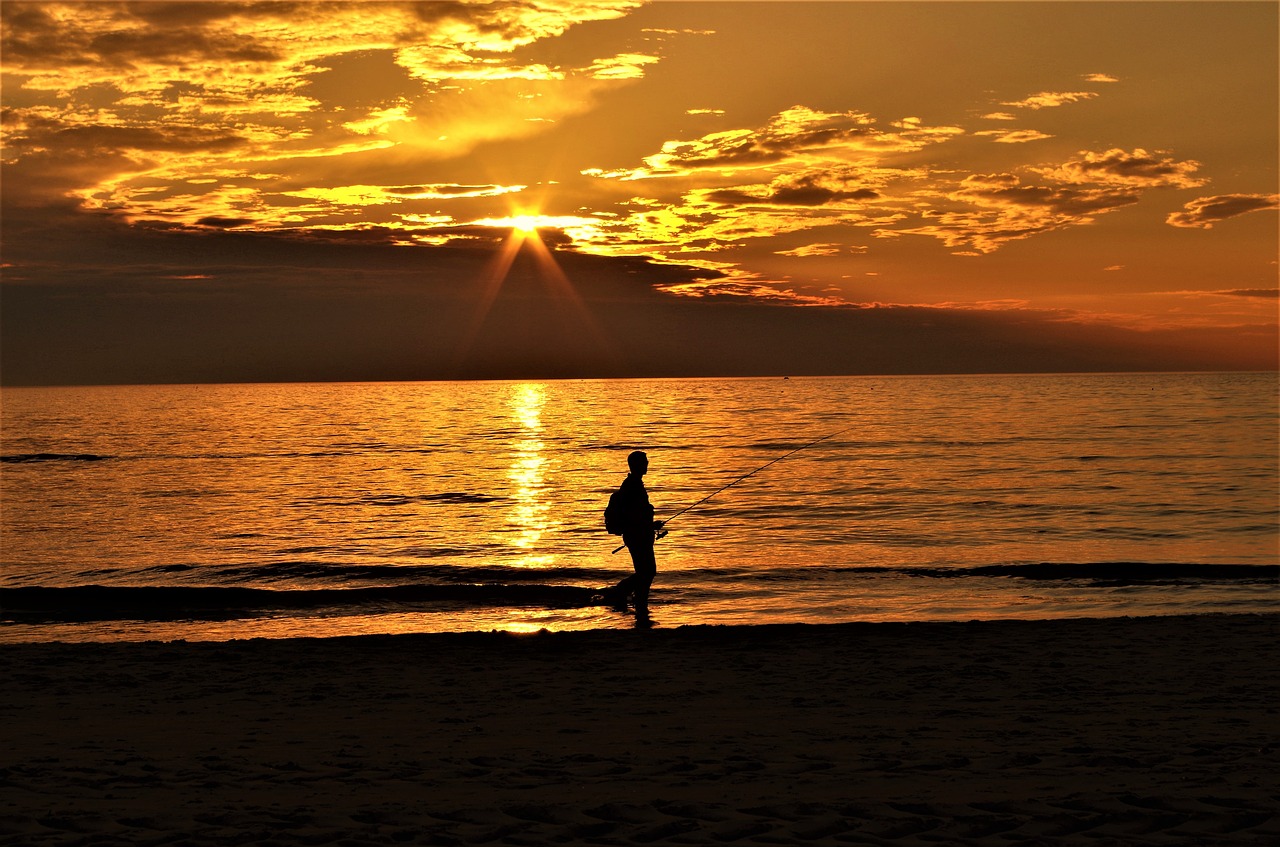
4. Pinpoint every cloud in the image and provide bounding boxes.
[951,173,1139,213]
[578,104,1222,274]
[196,215,255,229]
[1166,193,1280,228]
[974,129,1053,144]
[6,232,1273,385]
[774,243,843,258]
[1,1,643,85]
[704,171,880,206]
[284,183,527,206]
[1083,73,1120,83]
[4,192,1275,386]
[342,103,412,136]
[6,5,1262,329]
[5,116,248,152]
[585,106,962,179]
[880,173,1142,253]
[1002,91,1098,110]
[0,0,651,231]
[567,105,970,293]
[1035,148,1205,189]
[587,53,659,80]
[1216,288,1279,298]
